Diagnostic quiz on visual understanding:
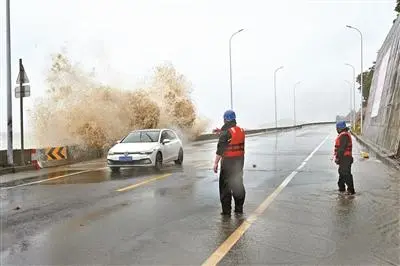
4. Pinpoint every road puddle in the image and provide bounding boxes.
[38,164,185,185]
[42,169,111,185]
[2,162,188,188]
[0,170,83,188]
